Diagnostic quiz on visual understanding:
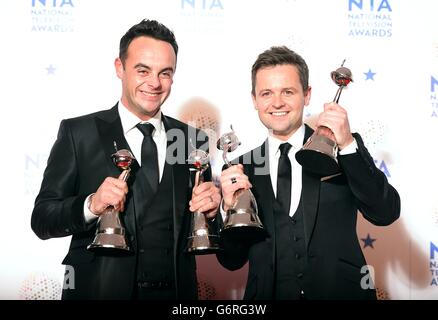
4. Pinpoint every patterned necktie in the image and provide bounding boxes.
[136,122,159,194]
[276,142,292,215]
